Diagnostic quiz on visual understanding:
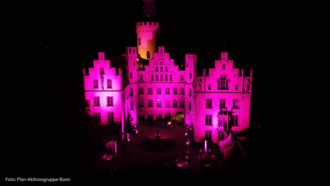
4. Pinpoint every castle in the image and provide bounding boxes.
[82,0,253,144]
